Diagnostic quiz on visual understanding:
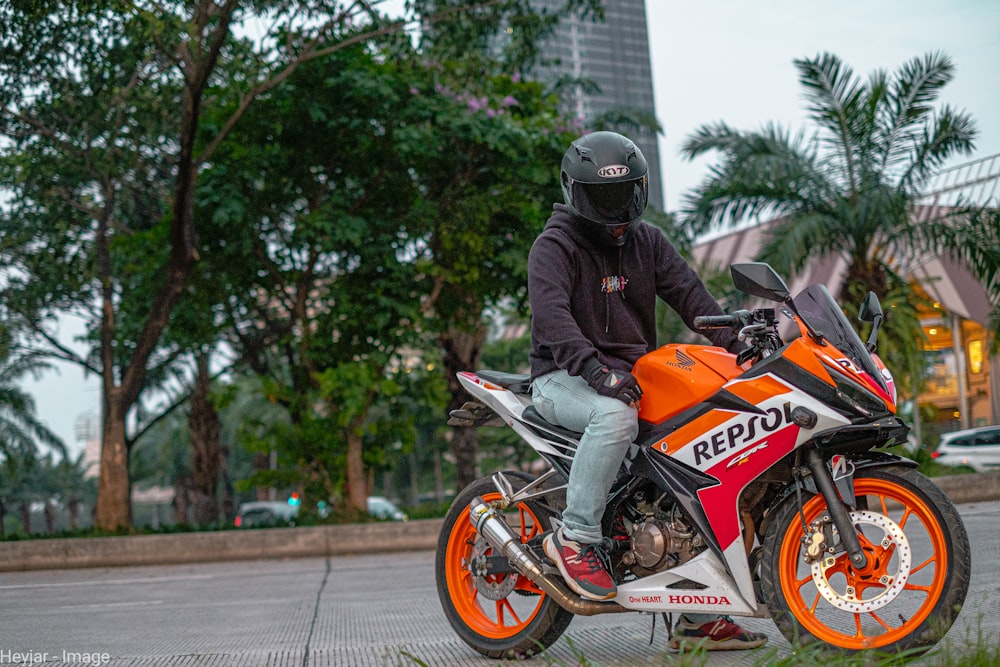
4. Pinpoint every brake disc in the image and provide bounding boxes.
[467,536,517,601]
[810,510,911,613]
